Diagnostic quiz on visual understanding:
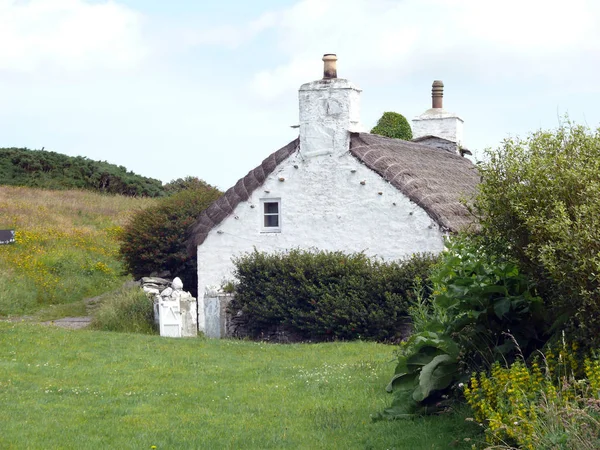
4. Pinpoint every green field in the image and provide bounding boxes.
[0,186,156,316]
[0,322,480,449]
